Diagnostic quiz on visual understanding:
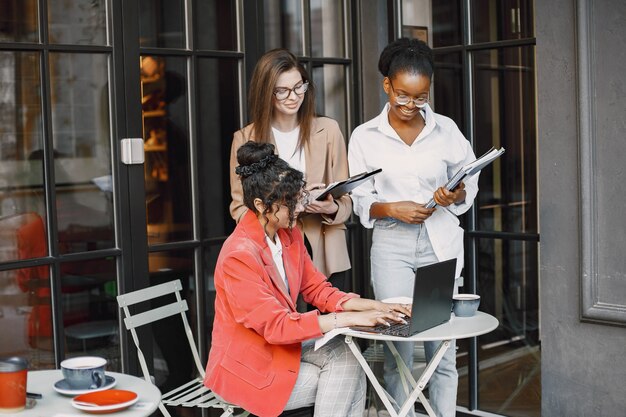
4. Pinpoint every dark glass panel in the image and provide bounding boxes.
[0,0,39,43]
[472,46,537,234]
[471,0,534,44]
[148,249,196,394]
[432,0,462,47]
[0,265,53,369]
[48,0,107,45]
[457,238,539,416]
[310,0,345,58]
[312,64,347,136]
[194,0,237,50]
[433,52,465,133]
[60,257,120,370]
[49,52,114,254]
[264,0,303,55]
[139,0,185,48]
[196,58,239,239]
[141,55,193,244]
[0,52,47,242]
[202,243,222,358]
